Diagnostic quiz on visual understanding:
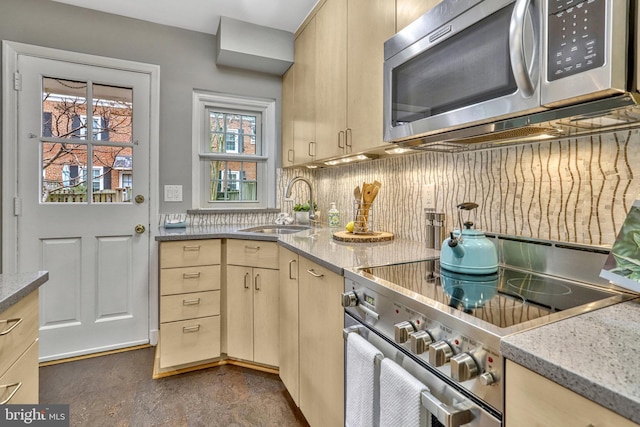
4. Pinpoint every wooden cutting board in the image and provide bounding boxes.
[332,231,394,243]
